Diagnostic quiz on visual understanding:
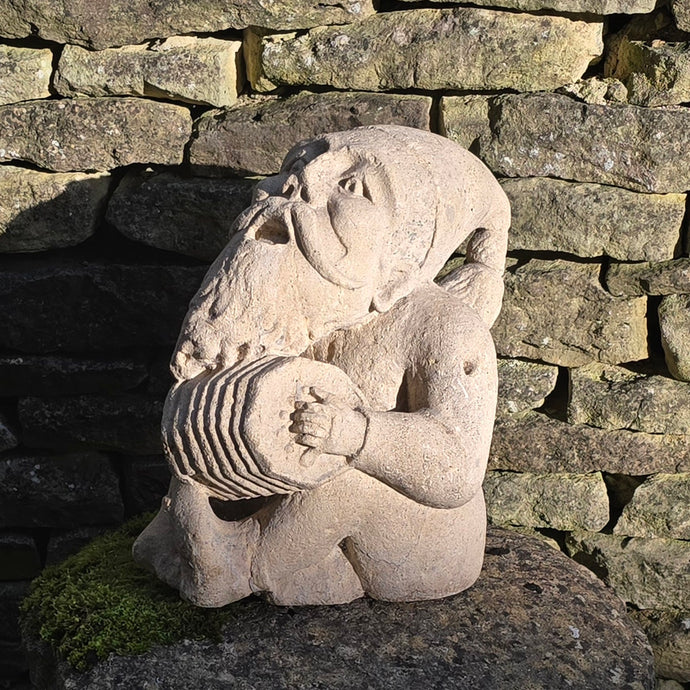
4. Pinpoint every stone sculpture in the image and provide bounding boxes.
[133,125,510,607]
